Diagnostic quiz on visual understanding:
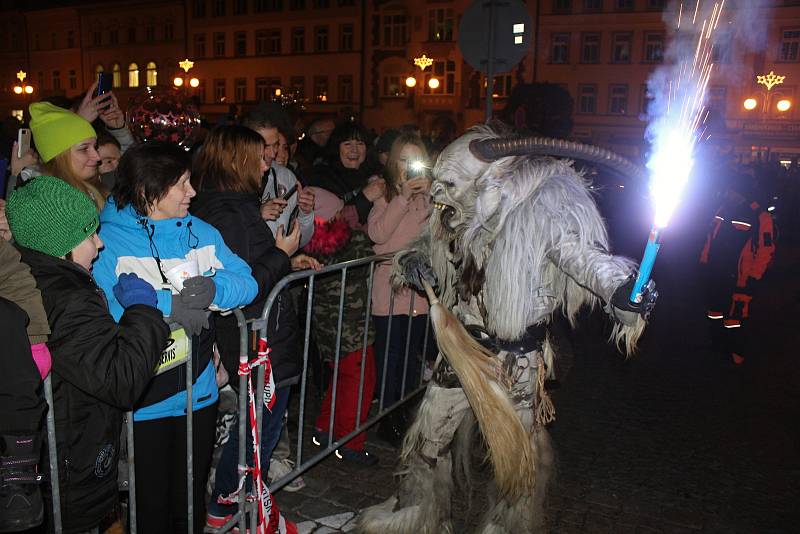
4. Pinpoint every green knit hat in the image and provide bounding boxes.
[7,176,99,258]
[29,102,97,163]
